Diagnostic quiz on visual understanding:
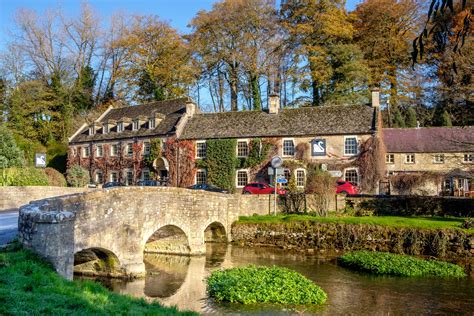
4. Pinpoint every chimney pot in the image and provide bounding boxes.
[268,93,280,114]
[371,88,380,108]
